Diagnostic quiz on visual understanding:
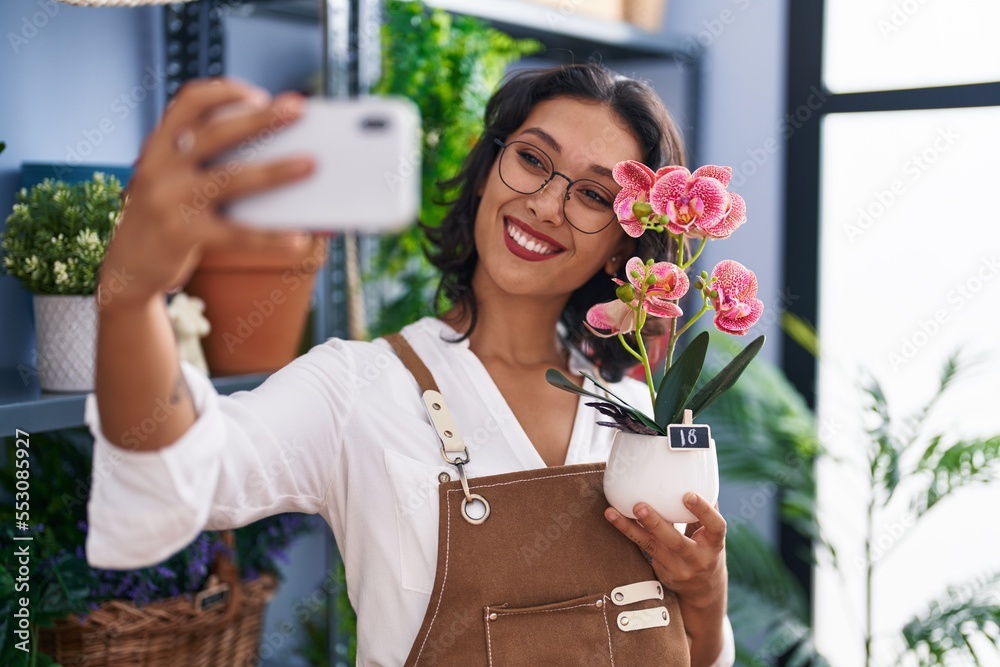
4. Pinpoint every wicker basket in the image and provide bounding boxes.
[38,532,278,667]
[624,0,669,30]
